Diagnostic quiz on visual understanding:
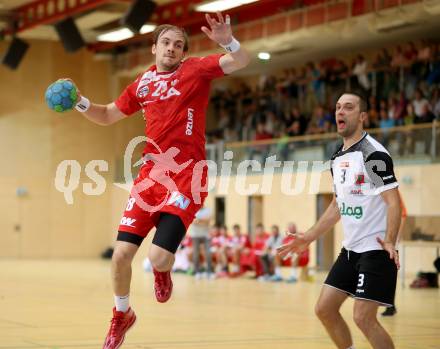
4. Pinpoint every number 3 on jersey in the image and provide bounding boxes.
[357,273,365,287]
[340,169,347,184]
